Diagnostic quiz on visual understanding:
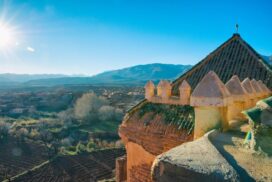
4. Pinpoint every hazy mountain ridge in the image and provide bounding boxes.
[15,63,192,86]
[91,63,192,82]
[0,73,68,83]
[262,55,272,65]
